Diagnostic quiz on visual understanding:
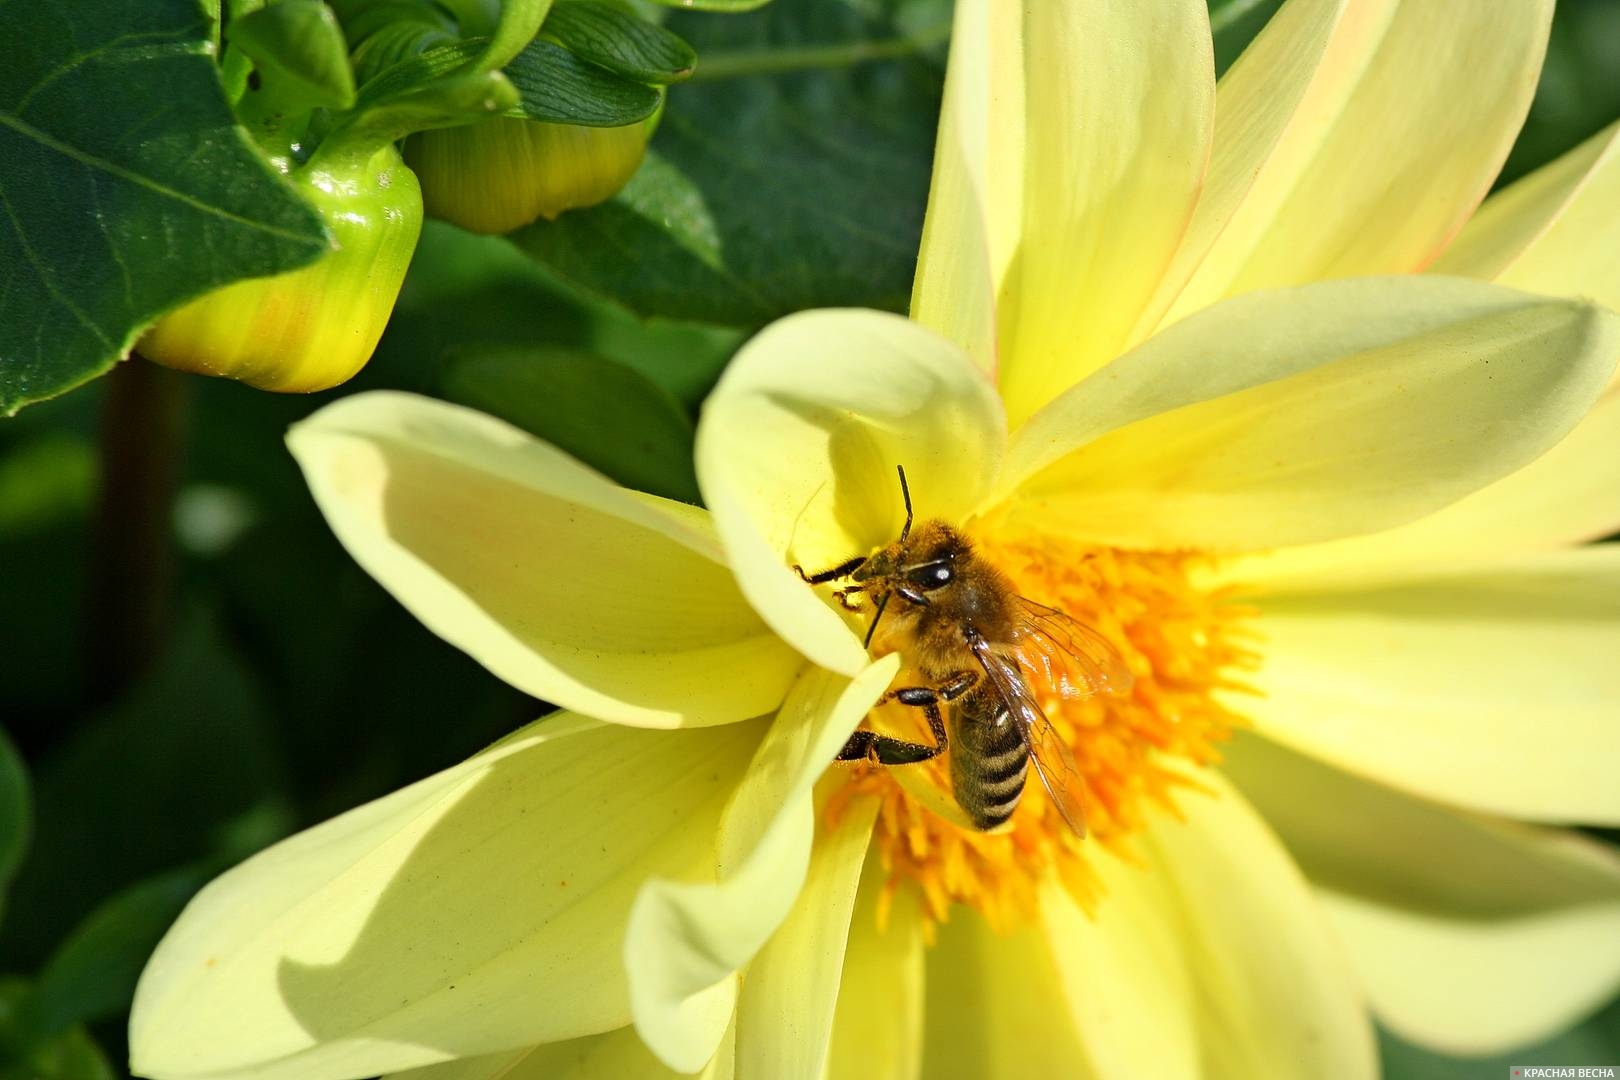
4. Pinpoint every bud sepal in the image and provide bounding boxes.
[140,144,423,393]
